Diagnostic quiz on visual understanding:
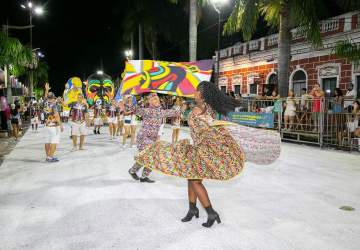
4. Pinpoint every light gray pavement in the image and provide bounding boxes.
[0,124,359,250]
